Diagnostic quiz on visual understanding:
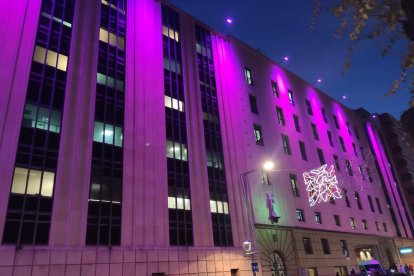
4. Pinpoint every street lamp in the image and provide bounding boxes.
[239,161,275,276]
